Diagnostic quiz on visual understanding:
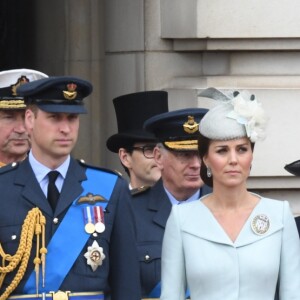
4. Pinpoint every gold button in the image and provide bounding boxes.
[53,218,59,224]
